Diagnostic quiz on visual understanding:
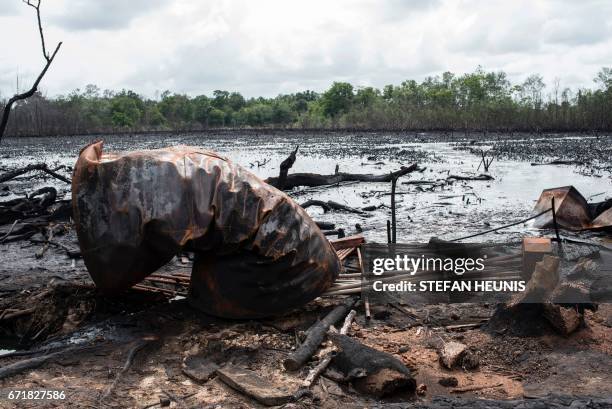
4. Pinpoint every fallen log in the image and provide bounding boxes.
[0,163,71,184]
[531,160,584,166]
[283,297,356,371]
[302,309,357,388]
[301,199,366,215]
[328,333,416,397]
[268,147,419,190]
[267,165,419,190]
[0,219,19,243]
[446,174,494,181]
[0,350,68,380]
